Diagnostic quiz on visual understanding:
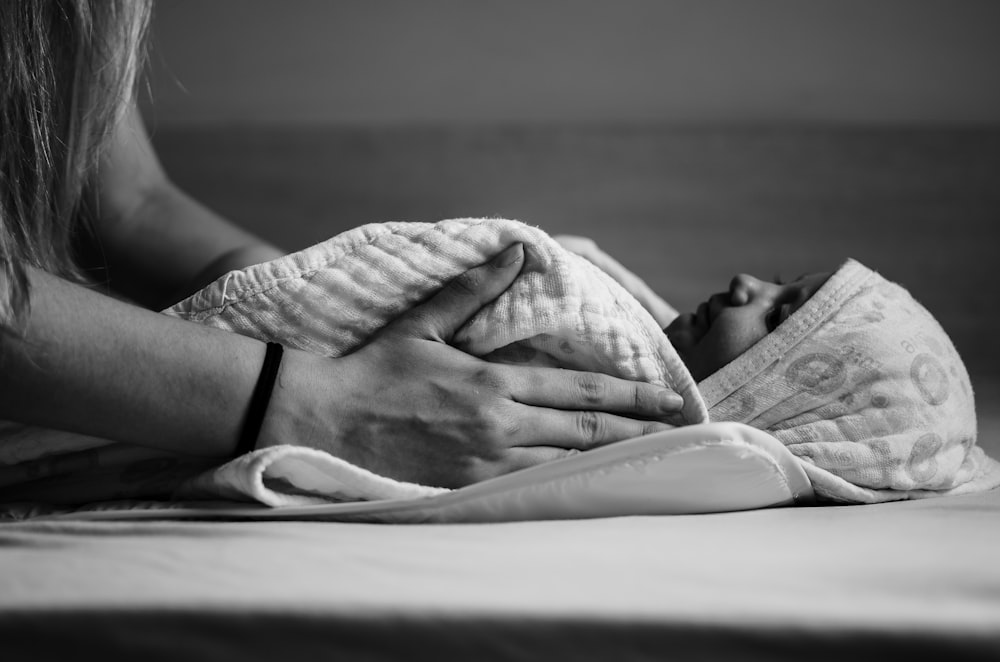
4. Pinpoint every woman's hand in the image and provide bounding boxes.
[259,244,683,488]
